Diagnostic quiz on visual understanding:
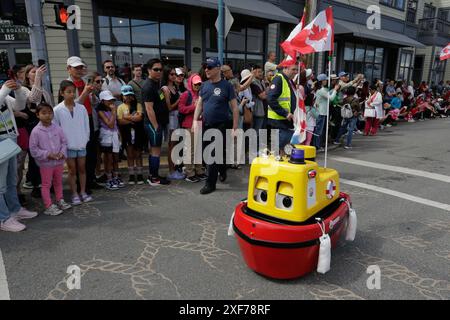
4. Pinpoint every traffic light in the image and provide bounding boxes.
[54,4,69,28]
